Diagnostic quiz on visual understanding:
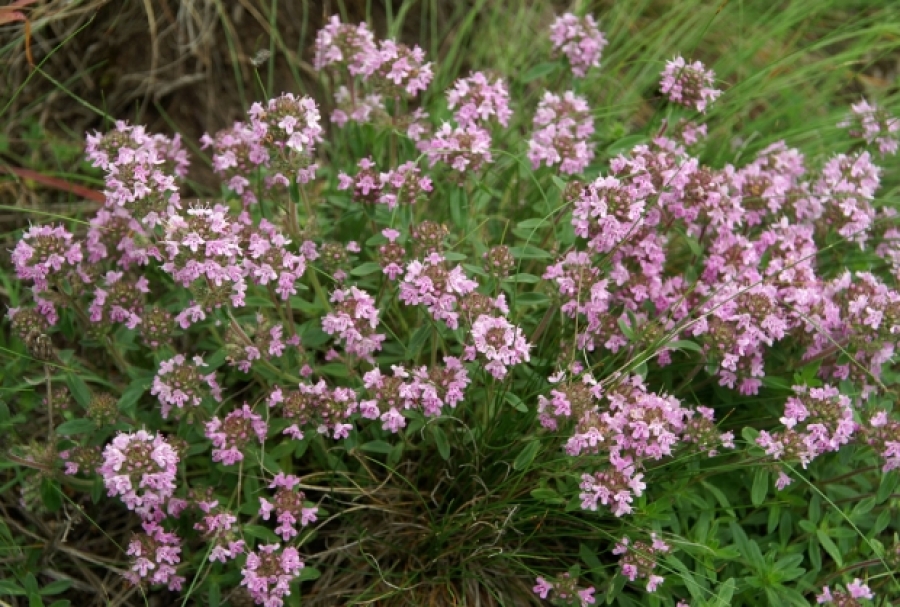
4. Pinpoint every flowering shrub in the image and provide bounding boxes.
[5,8,900,607]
